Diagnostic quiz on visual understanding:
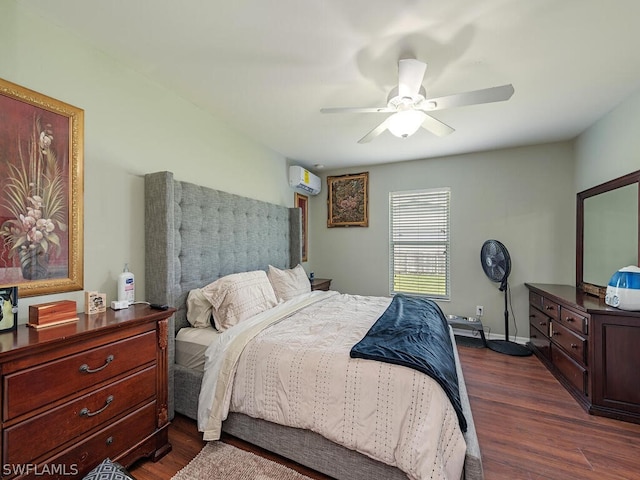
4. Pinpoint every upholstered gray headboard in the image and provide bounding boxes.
[144,171,301,414]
